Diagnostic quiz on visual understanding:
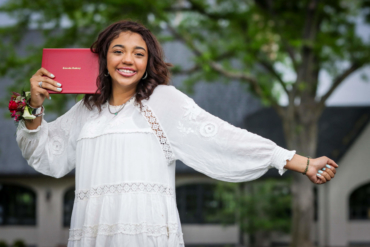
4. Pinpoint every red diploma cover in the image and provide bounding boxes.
[41,48,100,94]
